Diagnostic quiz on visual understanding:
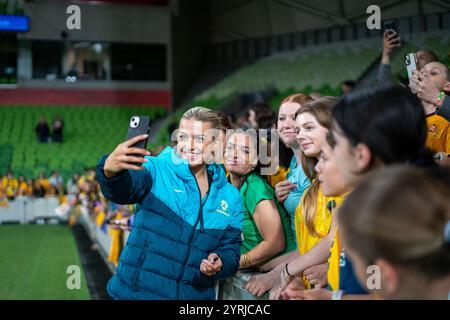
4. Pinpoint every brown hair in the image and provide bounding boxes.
[296,96,339,238]
[339,165,450,279]
[215,110,232,131]
[249,102,275,129]
[281,93,313,107]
